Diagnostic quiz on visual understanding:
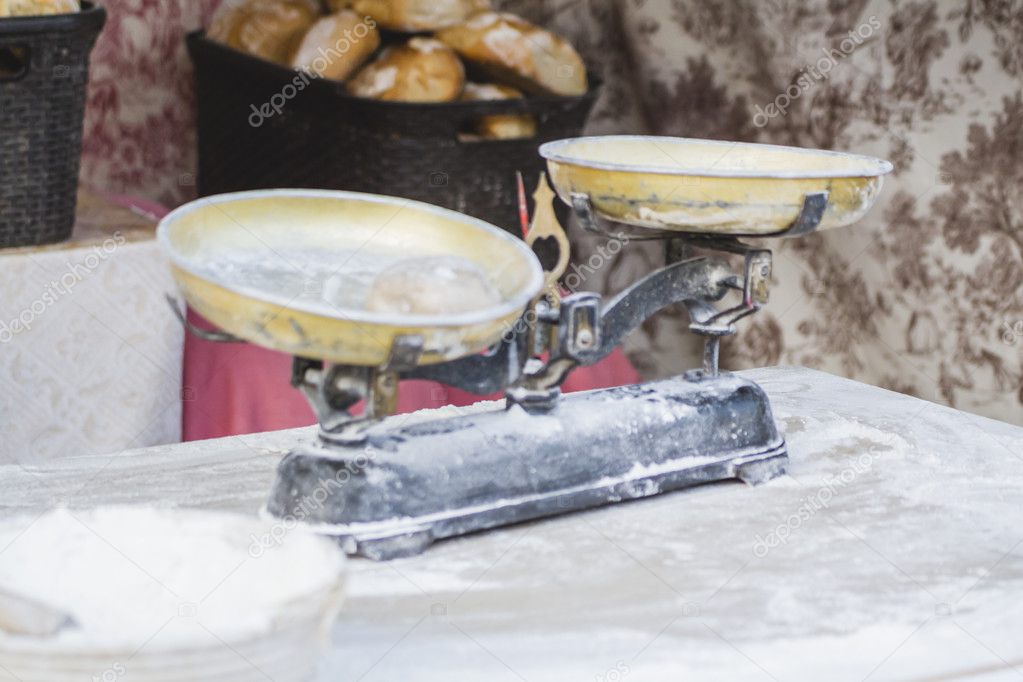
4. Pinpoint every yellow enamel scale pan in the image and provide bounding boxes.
[540,136,893,235]
[158,189,544,367]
